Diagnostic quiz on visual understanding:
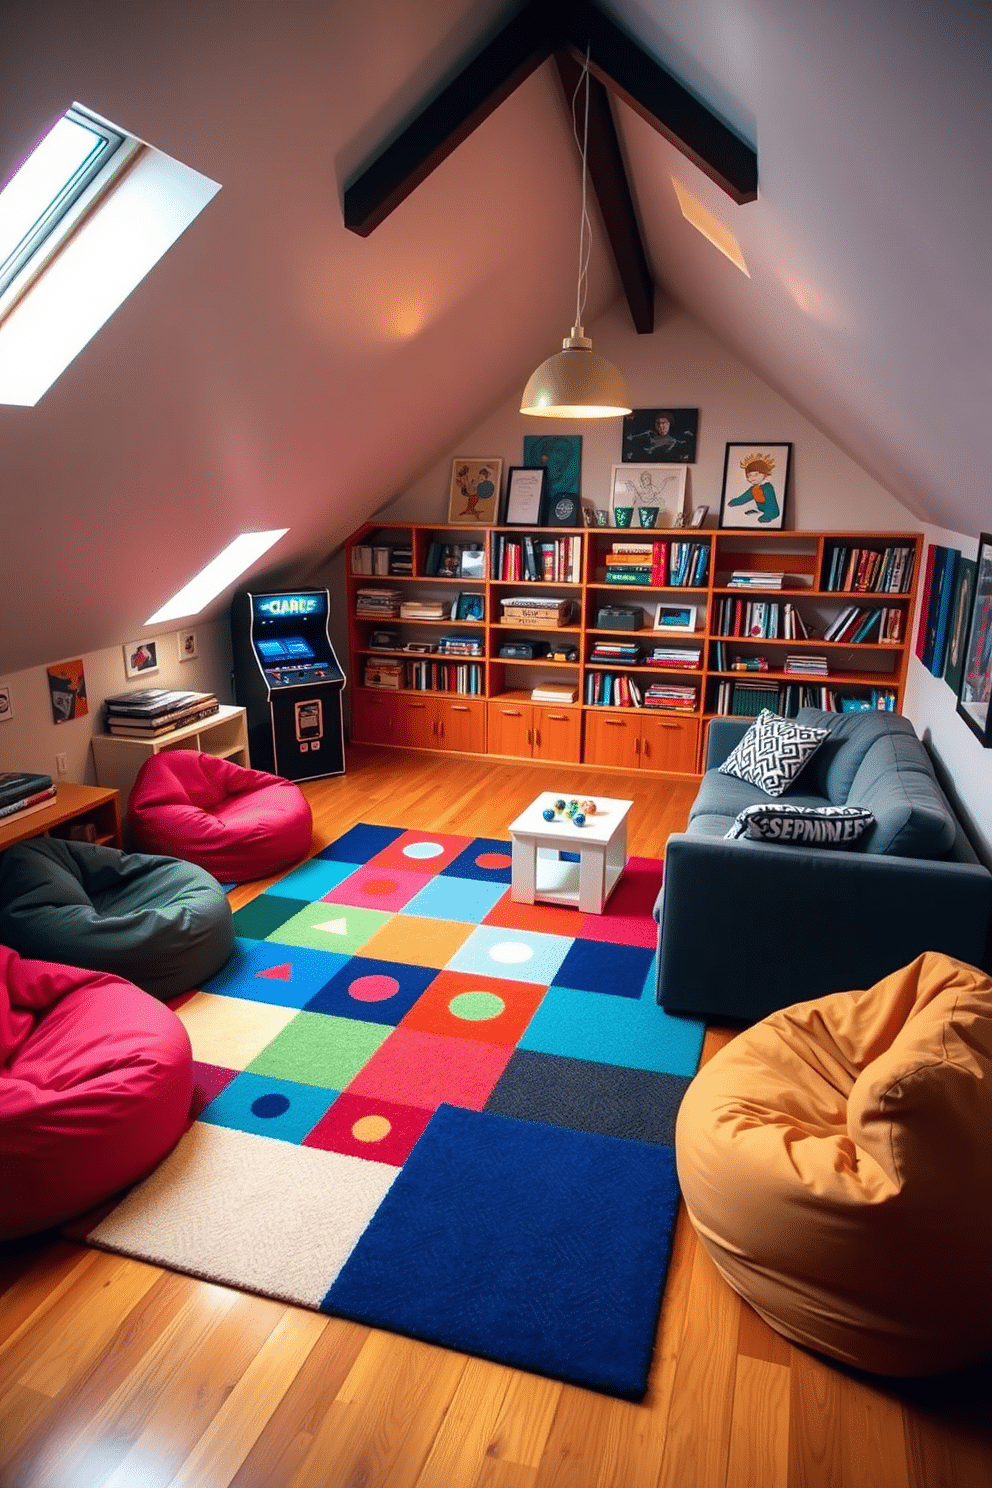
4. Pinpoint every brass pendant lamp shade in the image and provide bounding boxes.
[520,51,631,420]
[520,323,632,418]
